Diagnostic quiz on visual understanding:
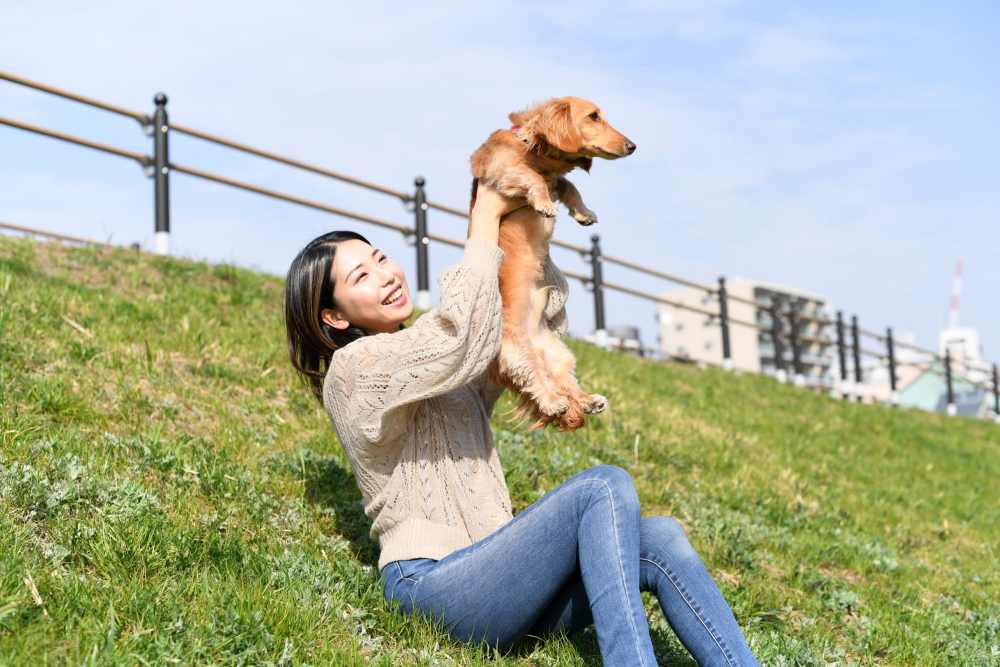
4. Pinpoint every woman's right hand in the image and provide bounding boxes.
[468,182,529,246]
[472,182,529,220]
